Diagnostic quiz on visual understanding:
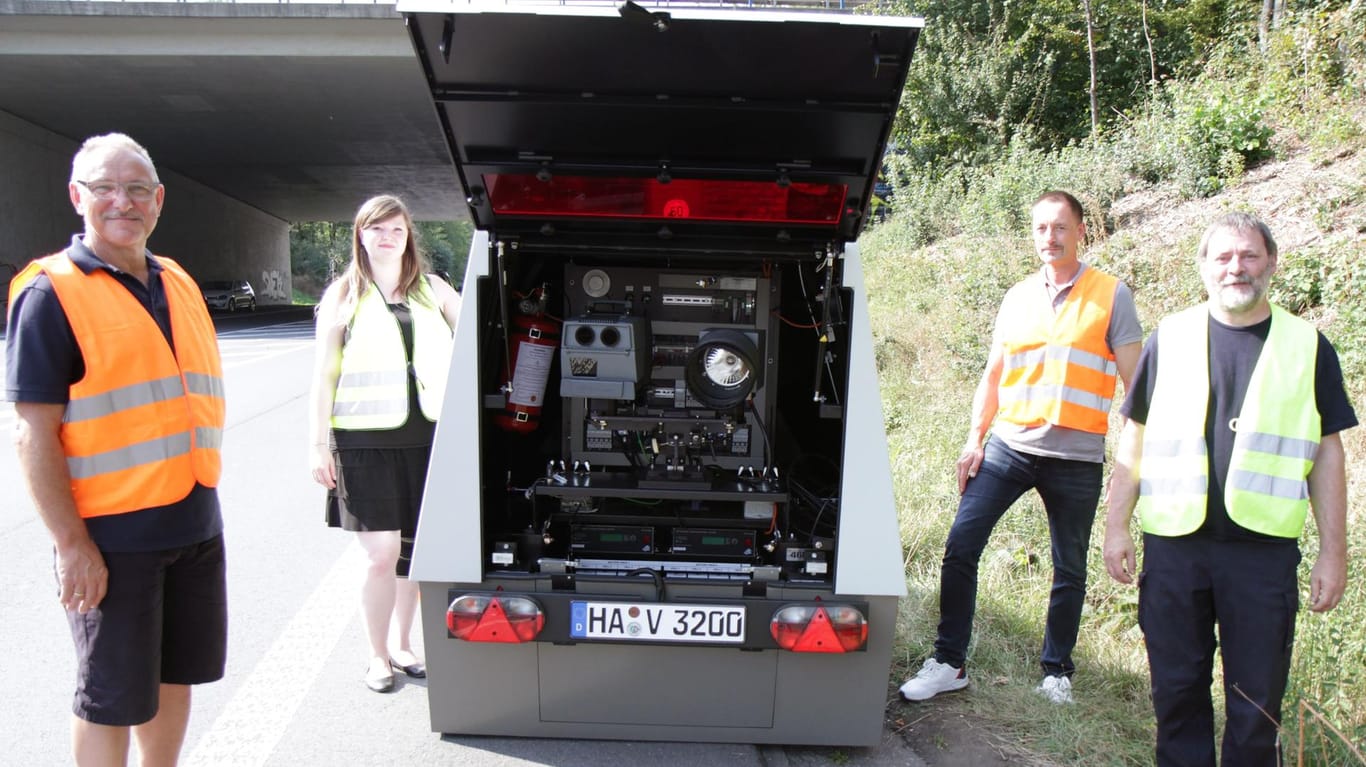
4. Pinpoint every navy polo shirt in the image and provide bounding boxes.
[4,236,222,553]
